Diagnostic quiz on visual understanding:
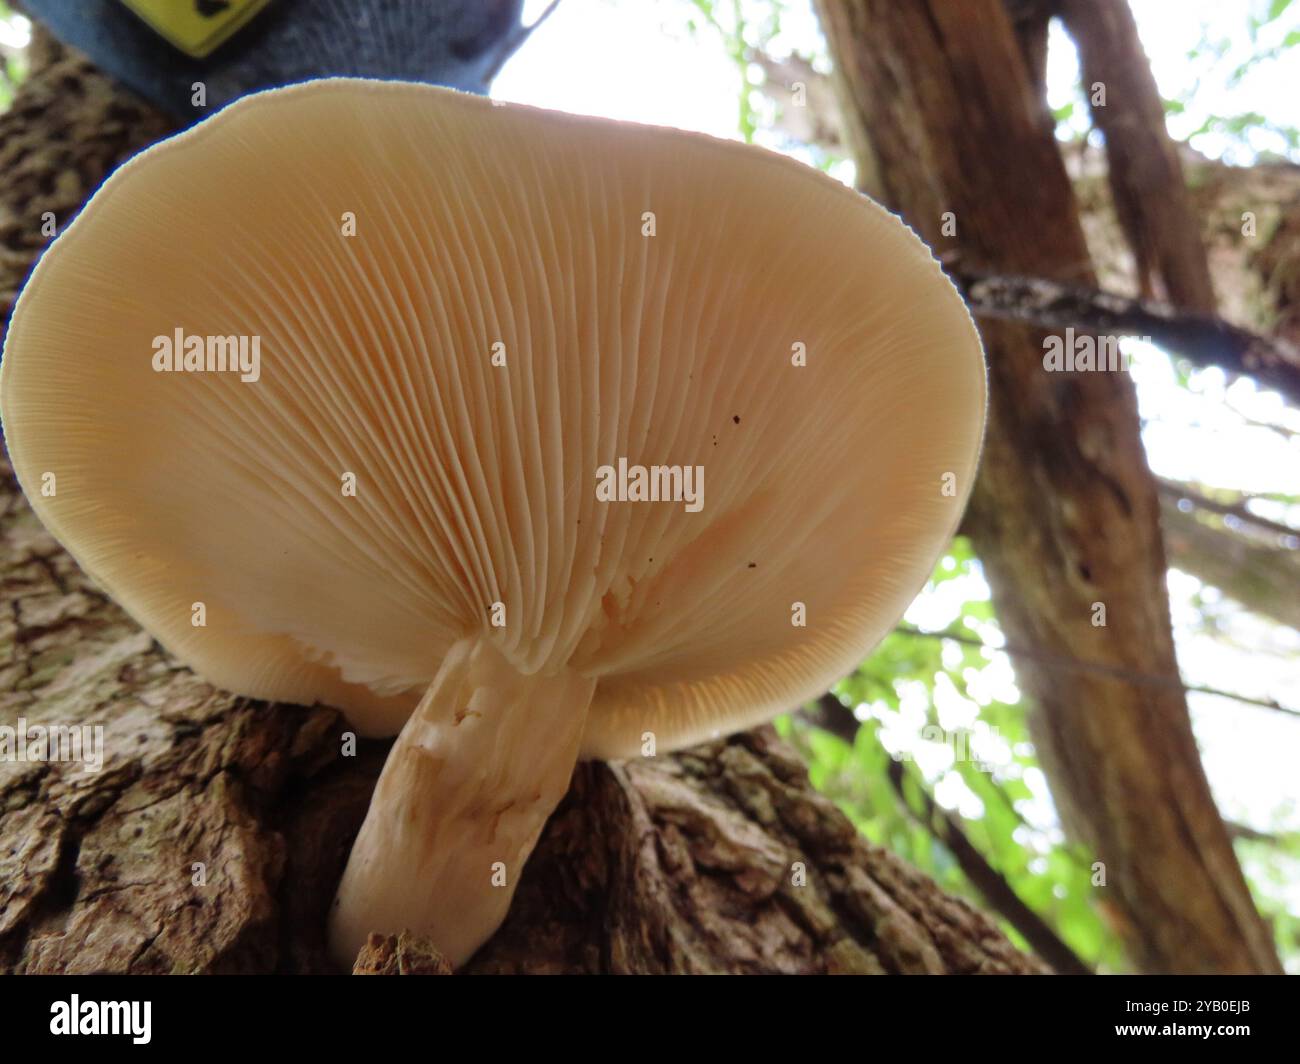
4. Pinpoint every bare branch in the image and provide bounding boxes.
[481,0,563,84]
[948,266,1300,407]
[895,623,1300,719]
[1157,478,1300,542]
